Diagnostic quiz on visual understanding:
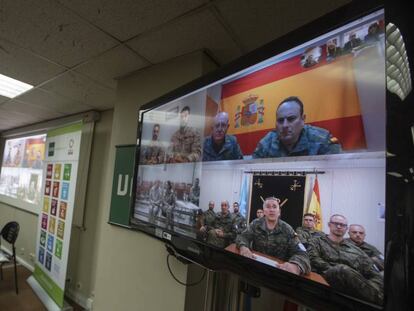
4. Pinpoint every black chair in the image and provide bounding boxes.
[0,221,20,294]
